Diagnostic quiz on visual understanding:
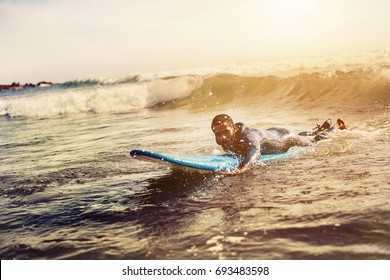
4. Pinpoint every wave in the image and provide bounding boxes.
[58,75,142,88]
[171,66,390,110]
[0,76,203,117]
[1,53,389,117]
